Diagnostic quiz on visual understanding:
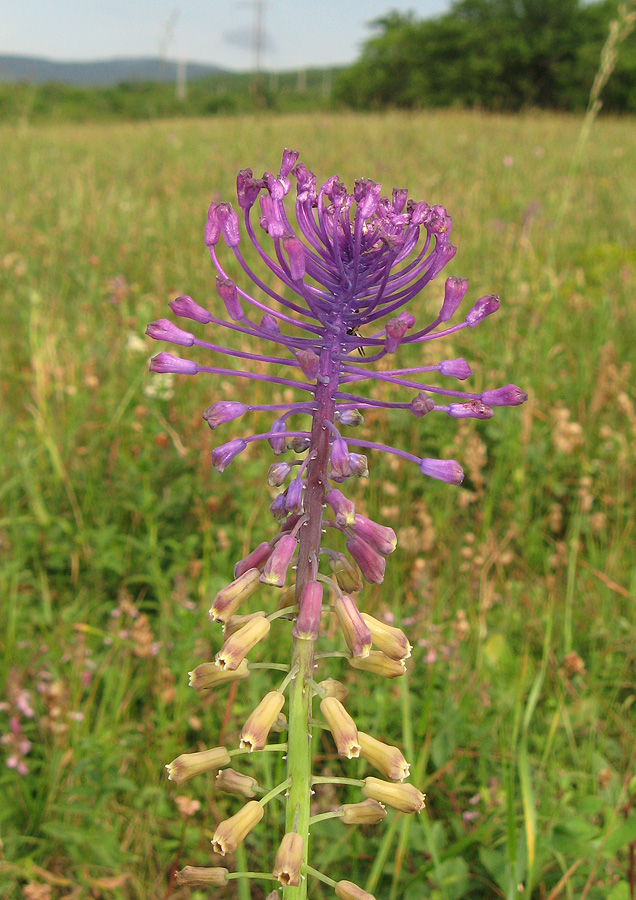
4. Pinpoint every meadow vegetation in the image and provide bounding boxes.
[0,109,635,899]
